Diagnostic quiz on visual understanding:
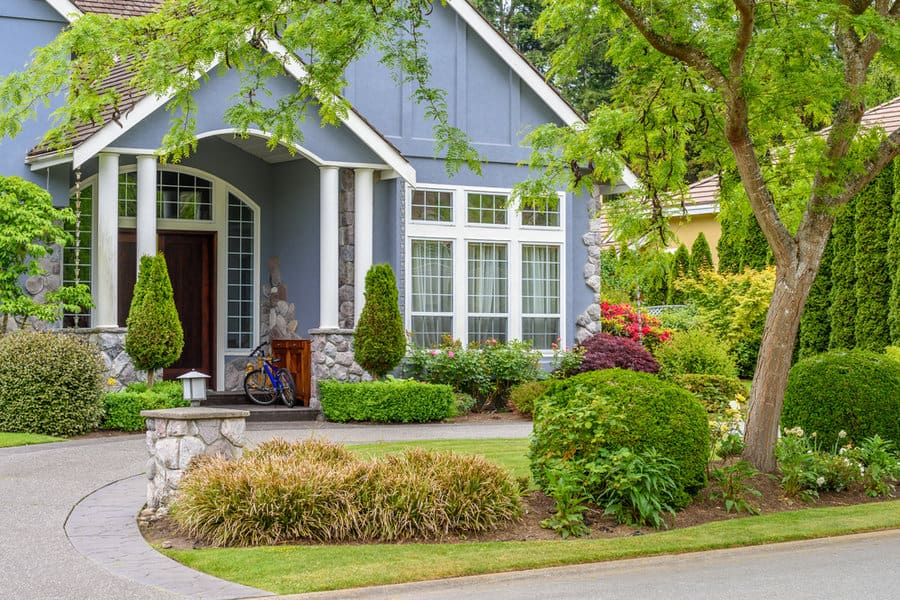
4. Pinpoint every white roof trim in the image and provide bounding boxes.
[264,37,416,185]
[27,151,74,171]
[45,0,82,20]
